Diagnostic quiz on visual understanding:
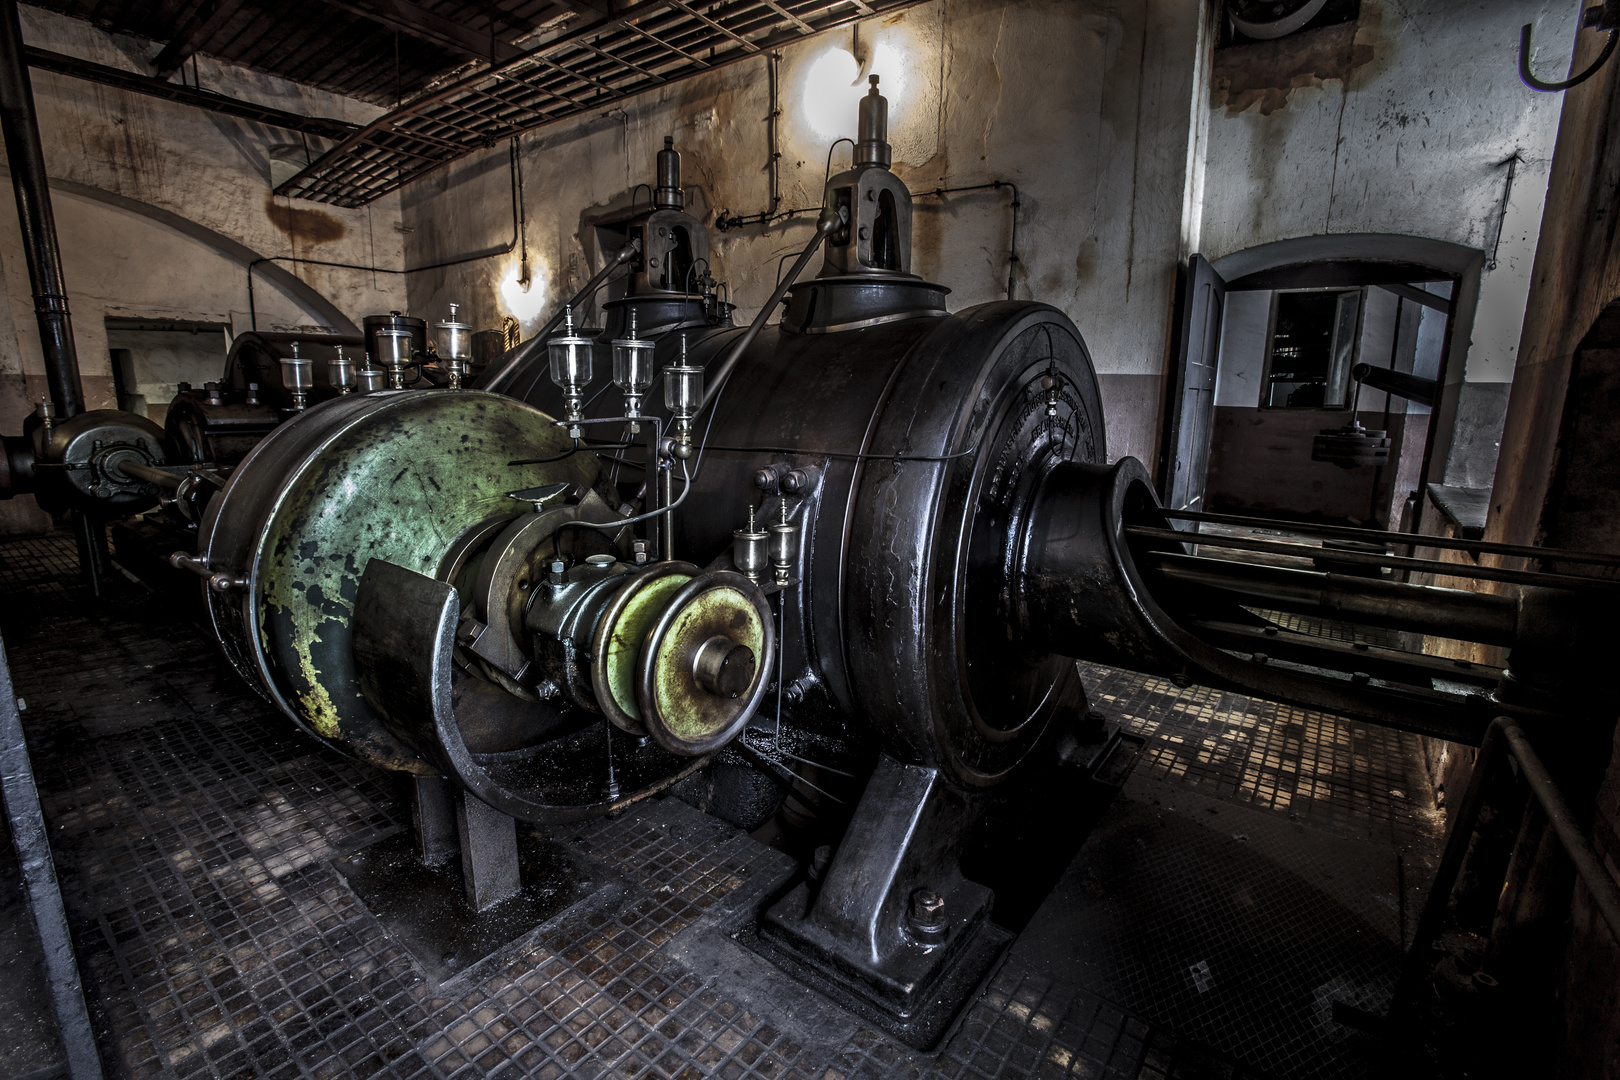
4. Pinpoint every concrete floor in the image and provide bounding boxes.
[0,531,1445,1079]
